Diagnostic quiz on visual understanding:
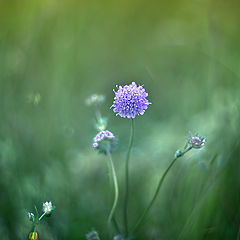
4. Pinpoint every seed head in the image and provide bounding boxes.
[112,82,151,118]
